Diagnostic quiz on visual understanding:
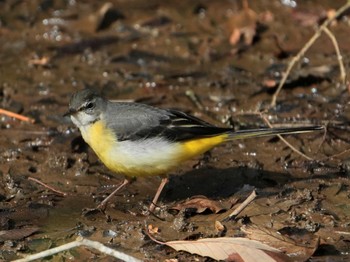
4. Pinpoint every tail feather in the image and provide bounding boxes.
[227,126,324,140]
